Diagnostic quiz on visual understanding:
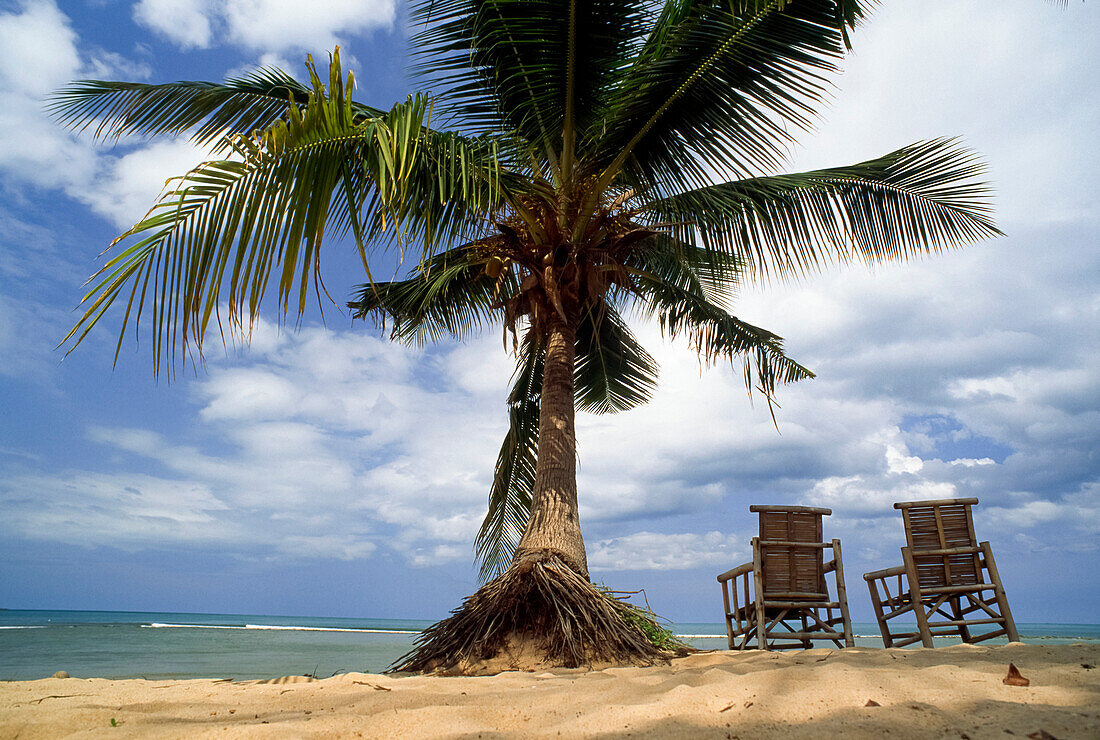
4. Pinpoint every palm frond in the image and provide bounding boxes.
[475,329,542,581]
[62,55,508,376]
[591,0,868,193]
[348,242,511,344]
[574,300,659,414]
[631,267,814,400]
[409,0,648,173]
[48,63,385,151]
[645,138,1002,283]
[628,234,743,308]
